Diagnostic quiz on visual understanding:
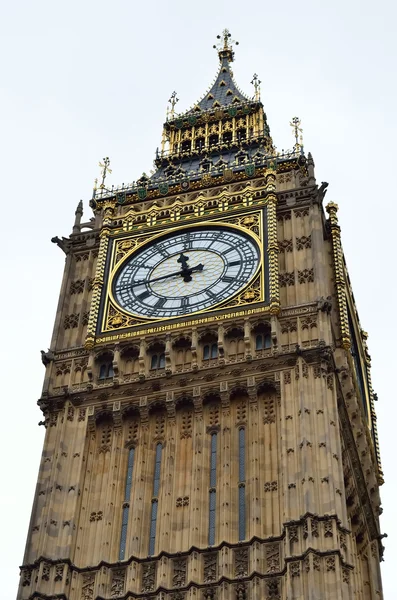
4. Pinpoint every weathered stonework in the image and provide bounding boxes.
[18,33,384,600]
